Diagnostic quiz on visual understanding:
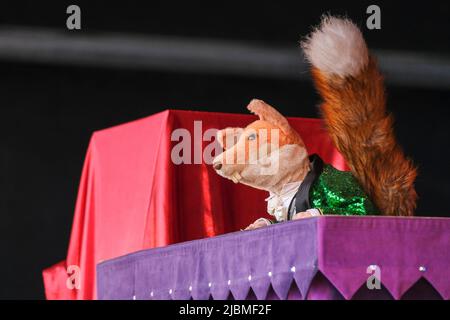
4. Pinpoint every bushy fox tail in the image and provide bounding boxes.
[301,16,417,216]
